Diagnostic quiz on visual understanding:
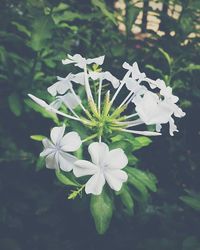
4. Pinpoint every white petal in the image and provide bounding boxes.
[62,58,73,65]
[88,142,109,165]
[60,132,81,152]
[50,125,65,145]
[42,138,54,148]
[72,72,85,85]
[173,105,186,118]
[89,71,101,80]
[85,172,105,195]
[169,117,178,136]
[47,82,59,96]
[62,92,81,109]
[105,149,128,169]
[104,169,128,191]
[56,81,71,95]
[156,123,162,132]
[40,148,55,157]
[28,94,49,109]
[45,152,59,169]
[49,99,62,110]
[86,55,105,65]
[58,152,77,172]
[73,160,98,177]
[104,71,120,88]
